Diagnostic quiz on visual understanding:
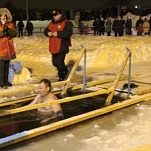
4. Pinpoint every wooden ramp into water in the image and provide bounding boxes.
[1,46,150,148]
